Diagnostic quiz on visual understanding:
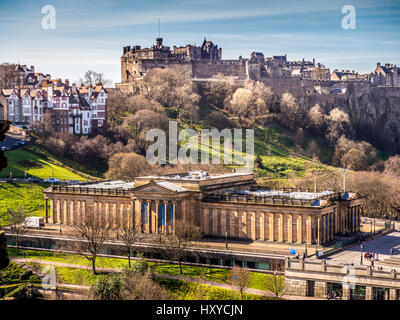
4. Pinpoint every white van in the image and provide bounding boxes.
[22,217,45,229]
